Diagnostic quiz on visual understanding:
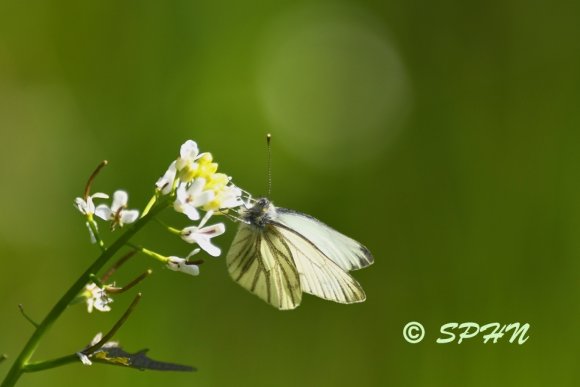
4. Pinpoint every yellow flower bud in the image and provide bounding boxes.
[178,162,198,182]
